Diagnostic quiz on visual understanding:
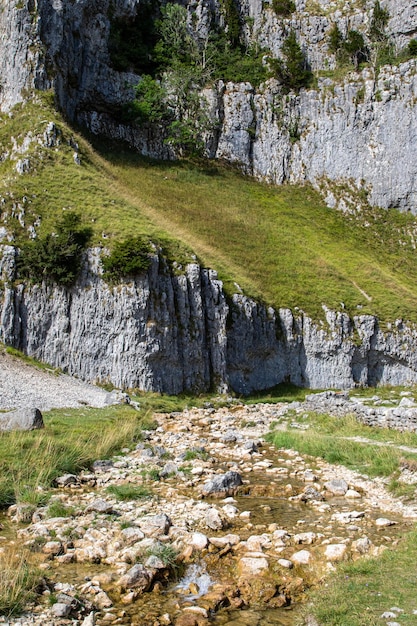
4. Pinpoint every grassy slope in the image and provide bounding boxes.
[2,94,417,323]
